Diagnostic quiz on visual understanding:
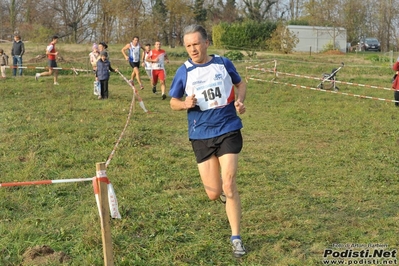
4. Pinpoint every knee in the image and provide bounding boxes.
[208,193,220,201]
[205,190,222,201]
[222,179,238,198]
